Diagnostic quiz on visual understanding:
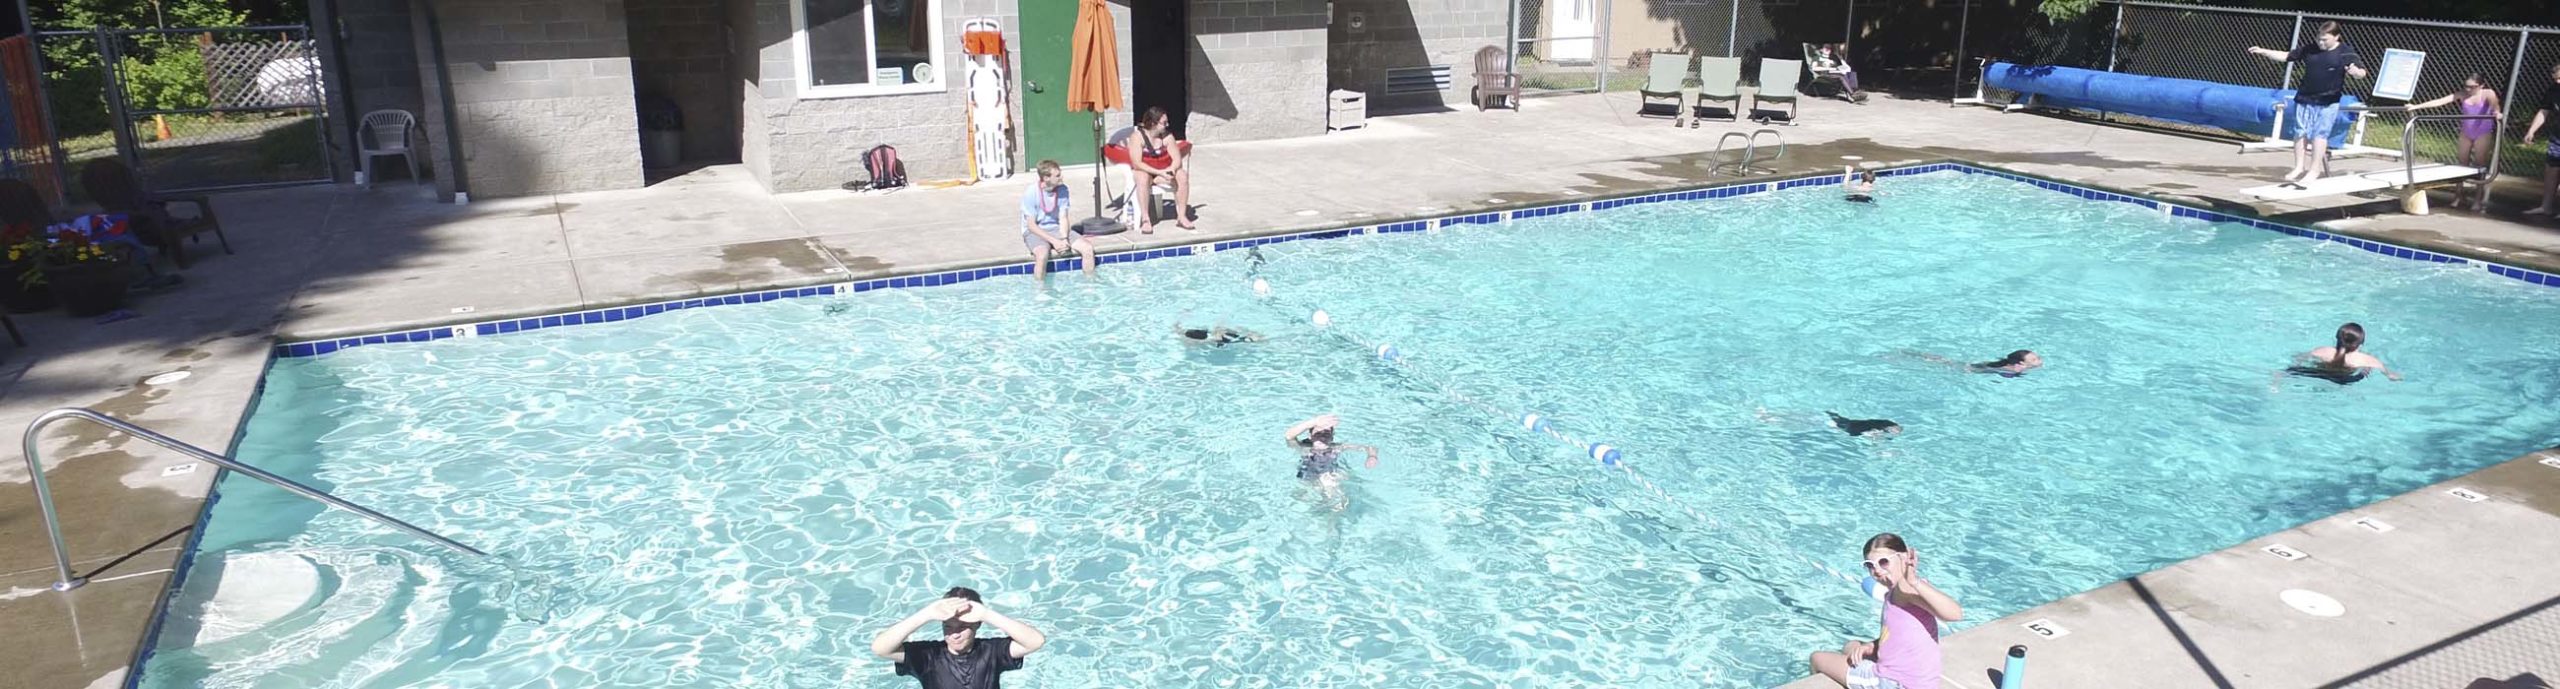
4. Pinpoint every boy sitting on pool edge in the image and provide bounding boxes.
[1022,160,1097,283]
